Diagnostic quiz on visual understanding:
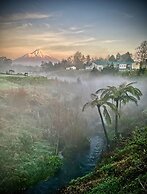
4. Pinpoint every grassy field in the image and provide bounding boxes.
[0,74,89,193]
[0,75,62,193]
[1,73,147,193]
